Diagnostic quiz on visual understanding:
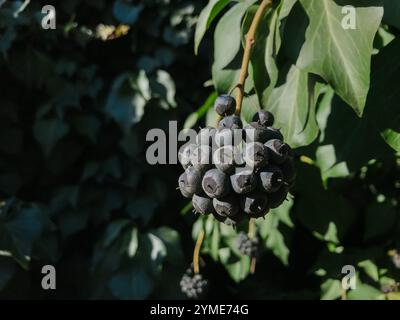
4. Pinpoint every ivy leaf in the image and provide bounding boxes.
[212,0,257,93]
[383,0,400,29]
[365,37,400,152]
[321,279,342,300]
[267,65,322,148]
[258,212,290,265]
[108,266,153,300]
[113,1,143,25]
[0,256,16,291]
[315,93,394,182]
[295,0,383,115]
[0,205,46,268]
[105,74,148,133]
[363,203,397,242]
[347,281,384,300]
[33,118,69,157]
[194,0,231,54]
